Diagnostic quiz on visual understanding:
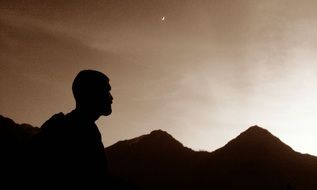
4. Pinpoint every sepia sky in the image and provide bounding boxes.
[1,0,317,155]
